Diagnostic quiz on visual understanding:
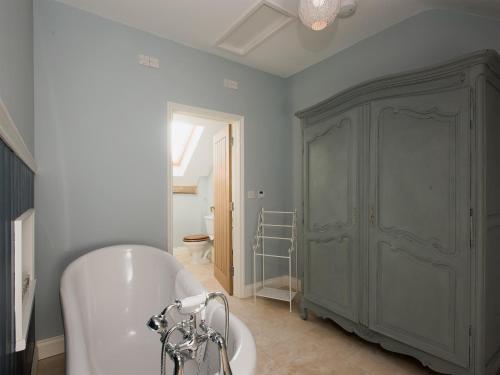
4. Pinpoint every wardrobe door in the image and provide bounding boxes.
[303,107,361,322]
[368,89,471,367]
